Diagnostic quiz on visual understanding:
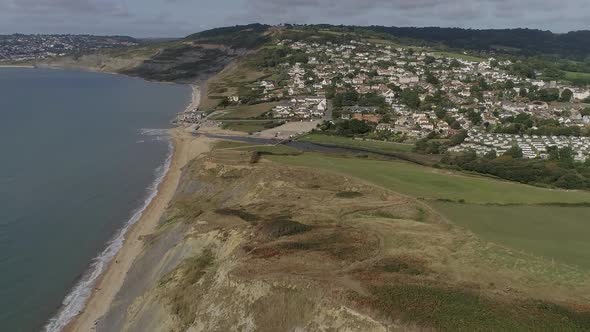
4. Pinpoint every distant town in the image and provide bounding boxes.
[0,34,138,62]
[180,35,590,162]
